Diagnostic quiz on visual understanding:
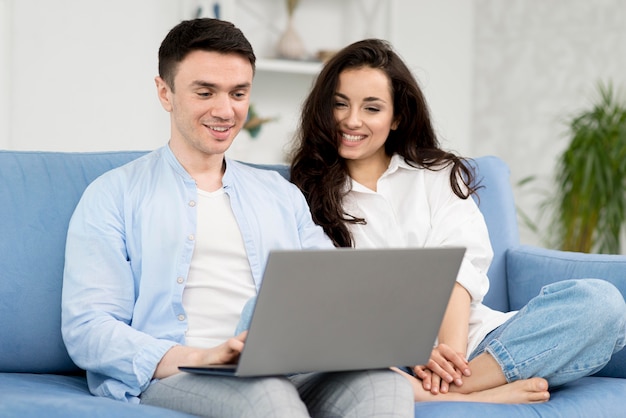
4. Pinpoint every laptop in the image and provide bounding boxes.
[179,247,465,377]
